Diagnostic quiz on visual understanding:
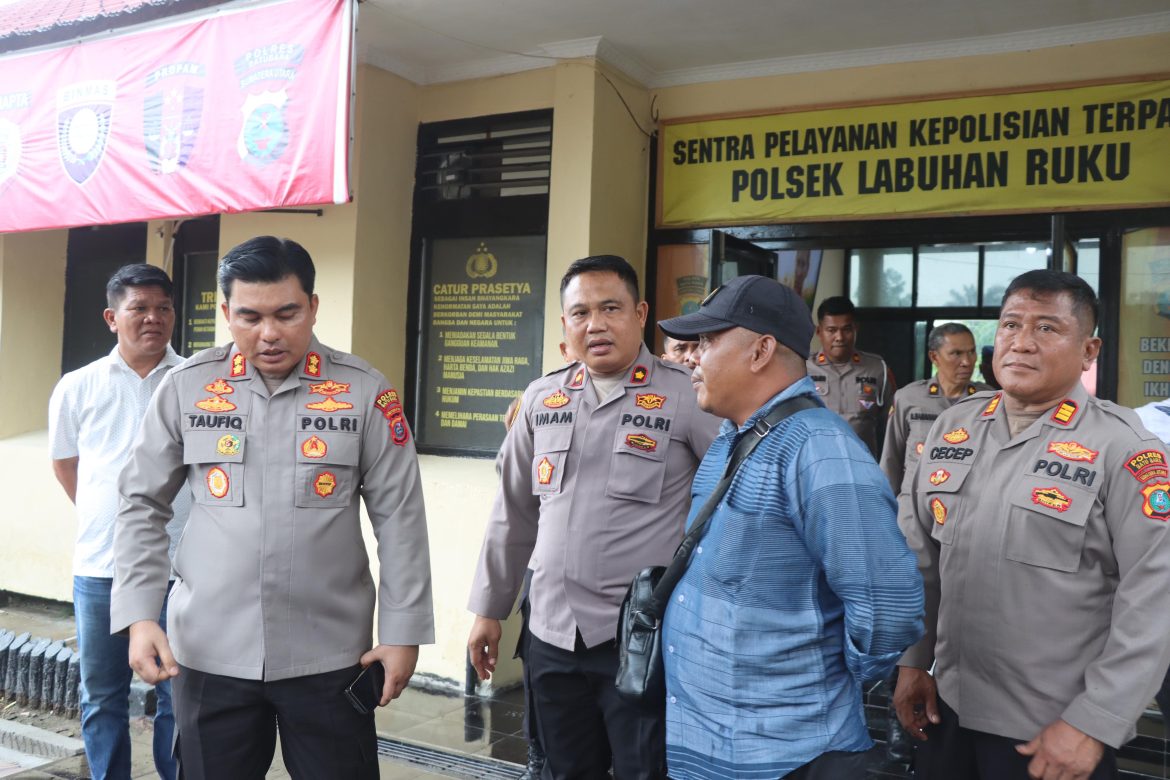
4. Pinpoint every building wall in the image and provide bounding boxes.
[2,30,1166,683]
[653,31,1170,122]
